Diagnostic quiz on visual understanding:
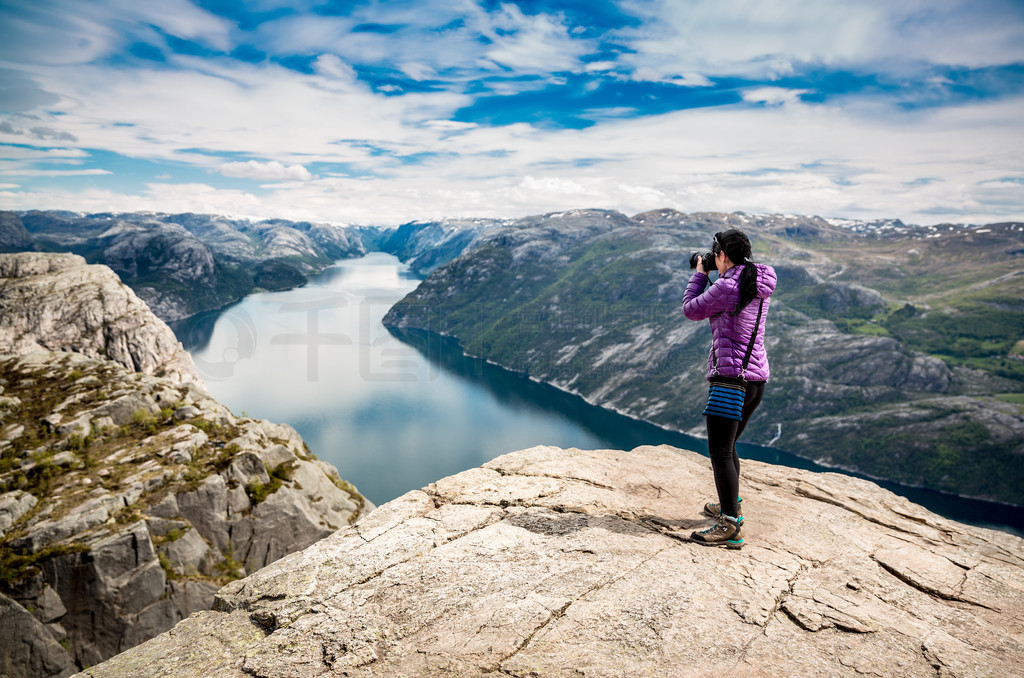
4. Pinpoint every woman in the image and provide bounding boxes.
[682,229,777,549]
